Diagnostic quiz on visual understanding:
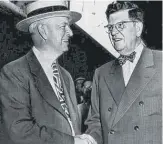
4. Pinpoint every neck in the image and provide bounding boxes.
[135,38,141,48]
[35,45,61,61]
